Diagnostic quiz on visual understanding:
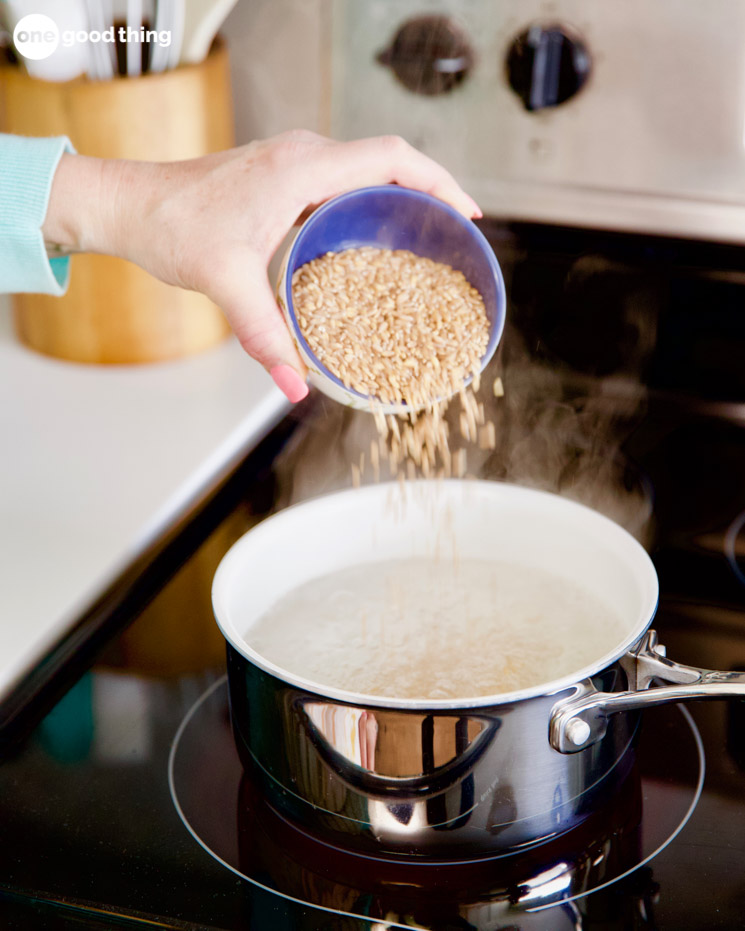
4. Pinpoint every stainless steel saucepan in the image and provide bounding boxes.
[212,480,742,861]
